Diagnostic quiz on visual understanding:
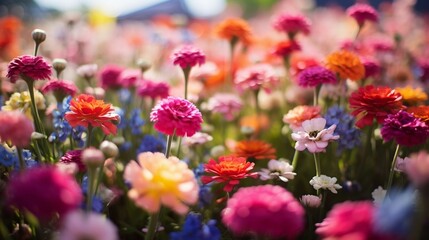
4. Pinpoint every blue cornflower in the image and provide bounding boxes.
[128,109,145,135]
[0,145,18,167]
[119,89,132,106]
[115,107,127,130]
[193,164,213,207]
[80,176,104,213]
[374,187,416,237]
[324,106,361,153]
[170,213,220,240]
[12,150,38,169]
[137,135,166,154]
